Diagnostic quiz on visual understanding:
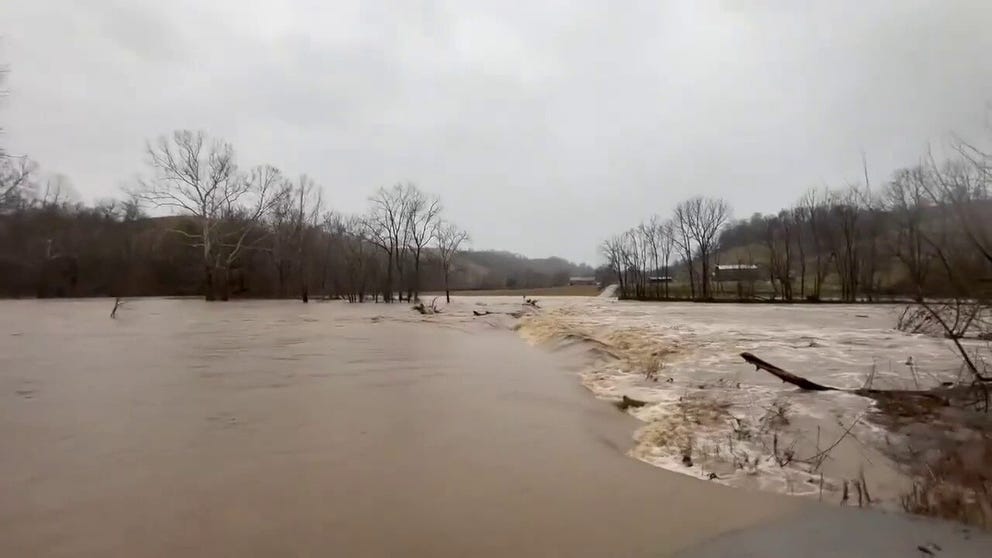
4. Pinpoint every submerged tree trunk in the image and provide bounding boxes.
[385,251,394,302]
[699,251,709,299]
[299,253,309,303]
[220,266,231,301]
[413,257,421,302]
[203,263,216,301]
